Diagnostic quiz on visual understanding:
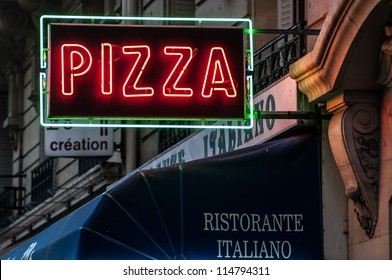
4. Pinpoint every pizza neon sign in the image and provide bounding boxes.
[40,16,254,129]
[60,44,237,99]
